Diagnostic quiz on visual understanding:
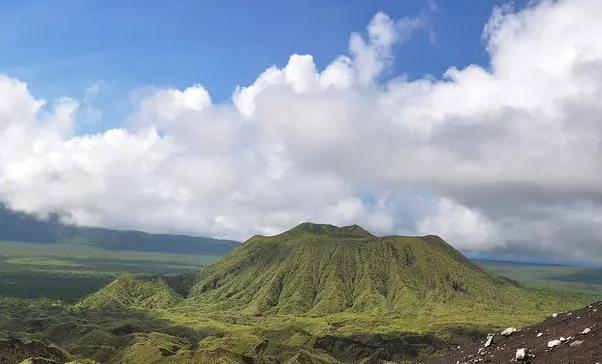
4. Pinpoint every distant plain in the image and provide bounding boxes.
[0,240,220,301]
